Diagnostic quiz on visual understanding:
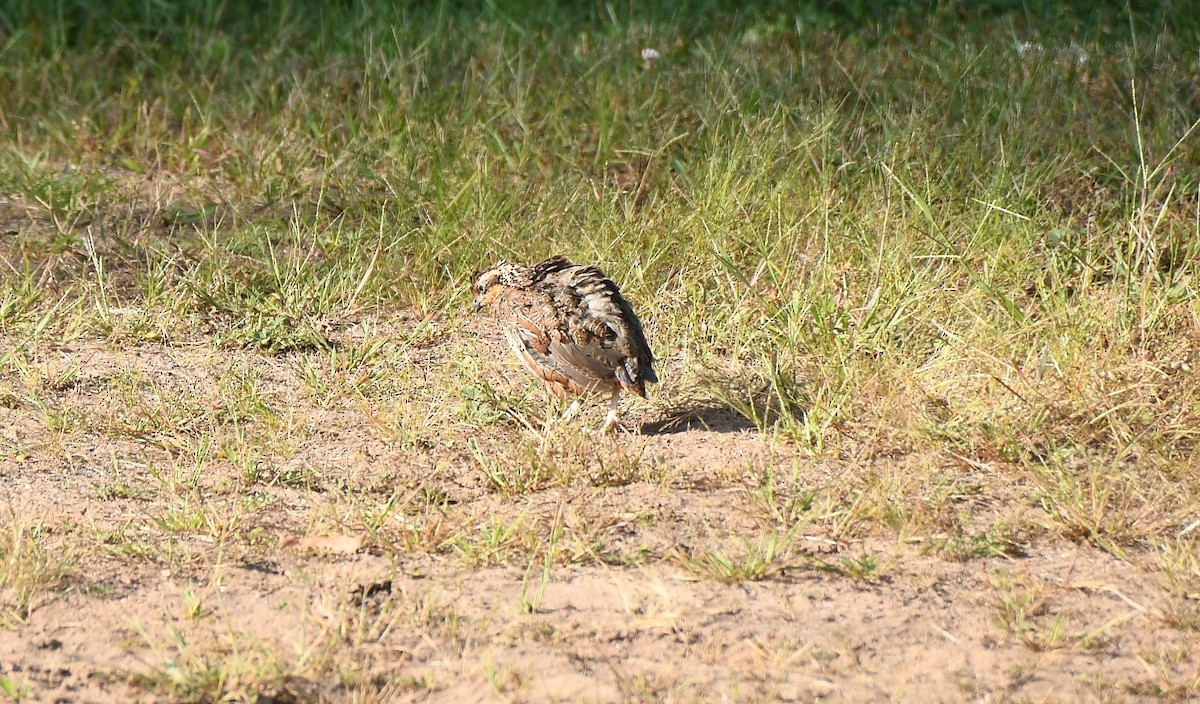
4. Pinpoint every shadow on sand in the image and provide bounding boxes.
[639,404,759,435]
